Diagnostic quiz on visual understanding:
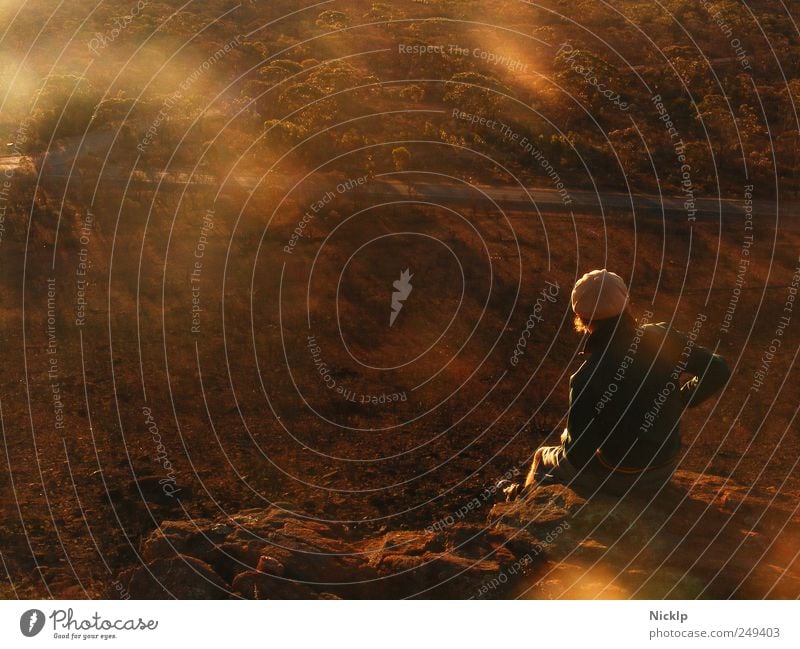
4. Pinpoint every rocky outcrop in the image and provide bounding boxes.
[490,469,800,598]
[123,556,228,599]
[118,507,544,599]
[117,469,800,598]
